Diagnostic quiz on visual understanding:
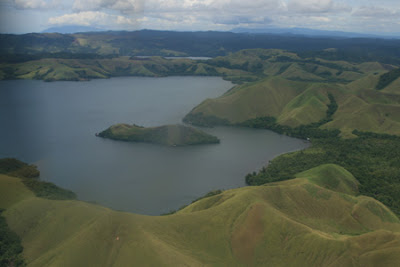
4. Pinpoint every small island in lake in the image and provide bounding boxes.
[97,123,220,146]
